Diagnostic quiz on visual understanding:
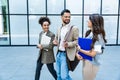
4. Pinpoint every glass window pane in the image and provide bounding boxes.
[29,15,45,45]
[0,0,8,14]
[0,14,9,34]
[0,0,9,35]
[47,0,64,14]
[104,16,118,44]
[29,0,46,14]
[84,0,100,14]
[48,16,61,34]
[71,16,82,37]
[0,15,3,34]
[0,0,9,45]
[118,16,120,44]
[0,14,9,45]
[66,0,82,14]
[9,0,27,14]
[102,0,118,14]
[10,15,28,45]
